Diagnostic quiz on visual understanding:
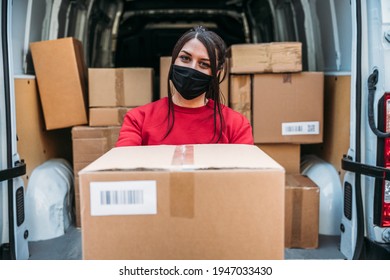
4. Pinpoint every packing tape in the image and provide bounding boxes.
[115,69,125,106]
[291,186,303,245]
[170,145,195,218]
[171,145,194,165]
